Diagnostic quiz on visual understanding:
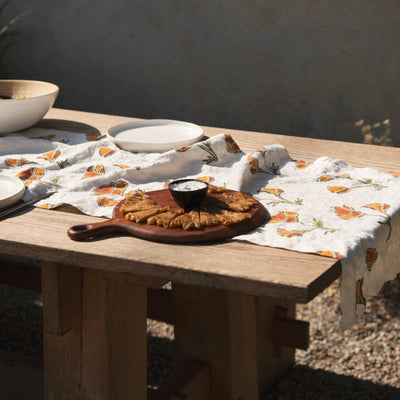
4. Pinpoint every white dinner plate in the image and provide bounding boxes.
[106,119,204,152]
[0,175,25,209]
